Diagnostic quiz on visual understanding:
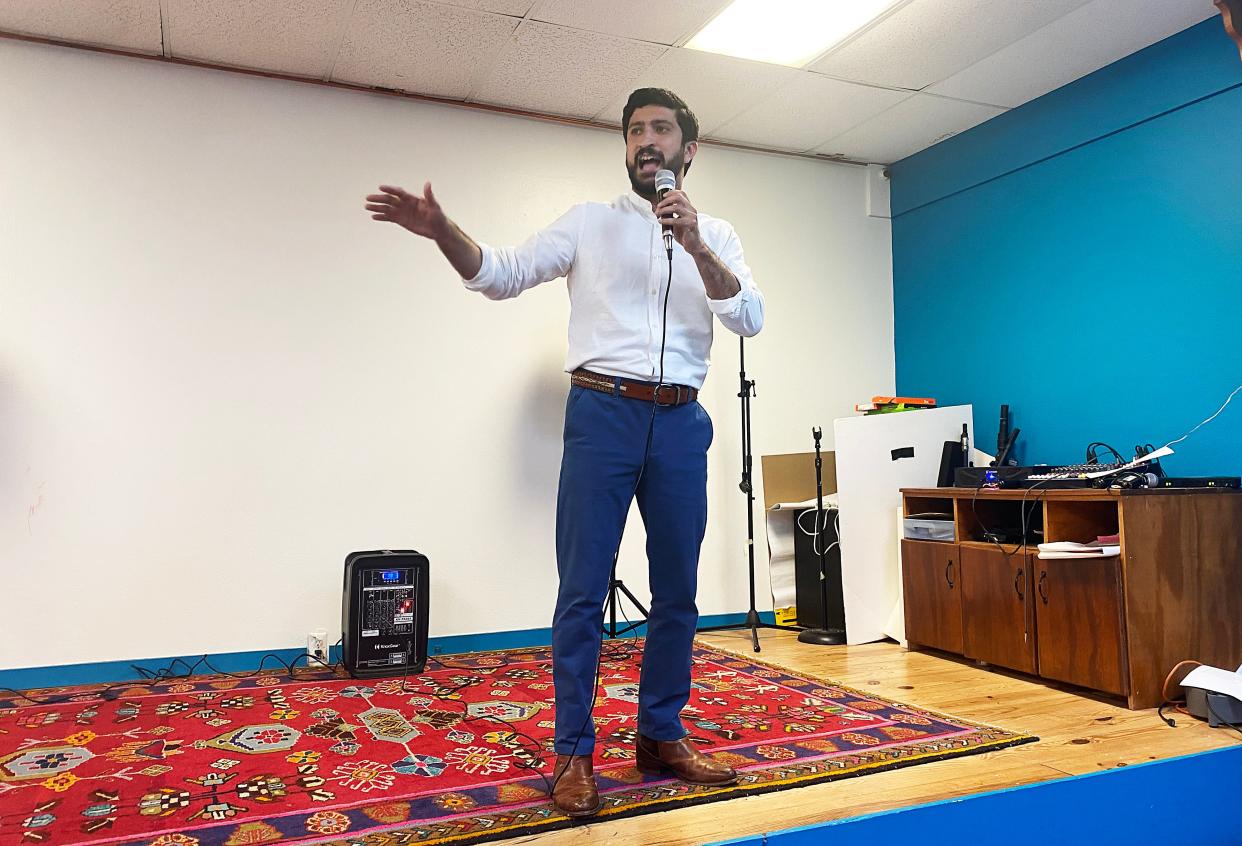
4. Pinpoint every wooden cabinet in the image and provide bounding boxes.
[900,487,1242,709]
[959,545,1036,675]
[1034,556,1128,696]
[900,540,962,654]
